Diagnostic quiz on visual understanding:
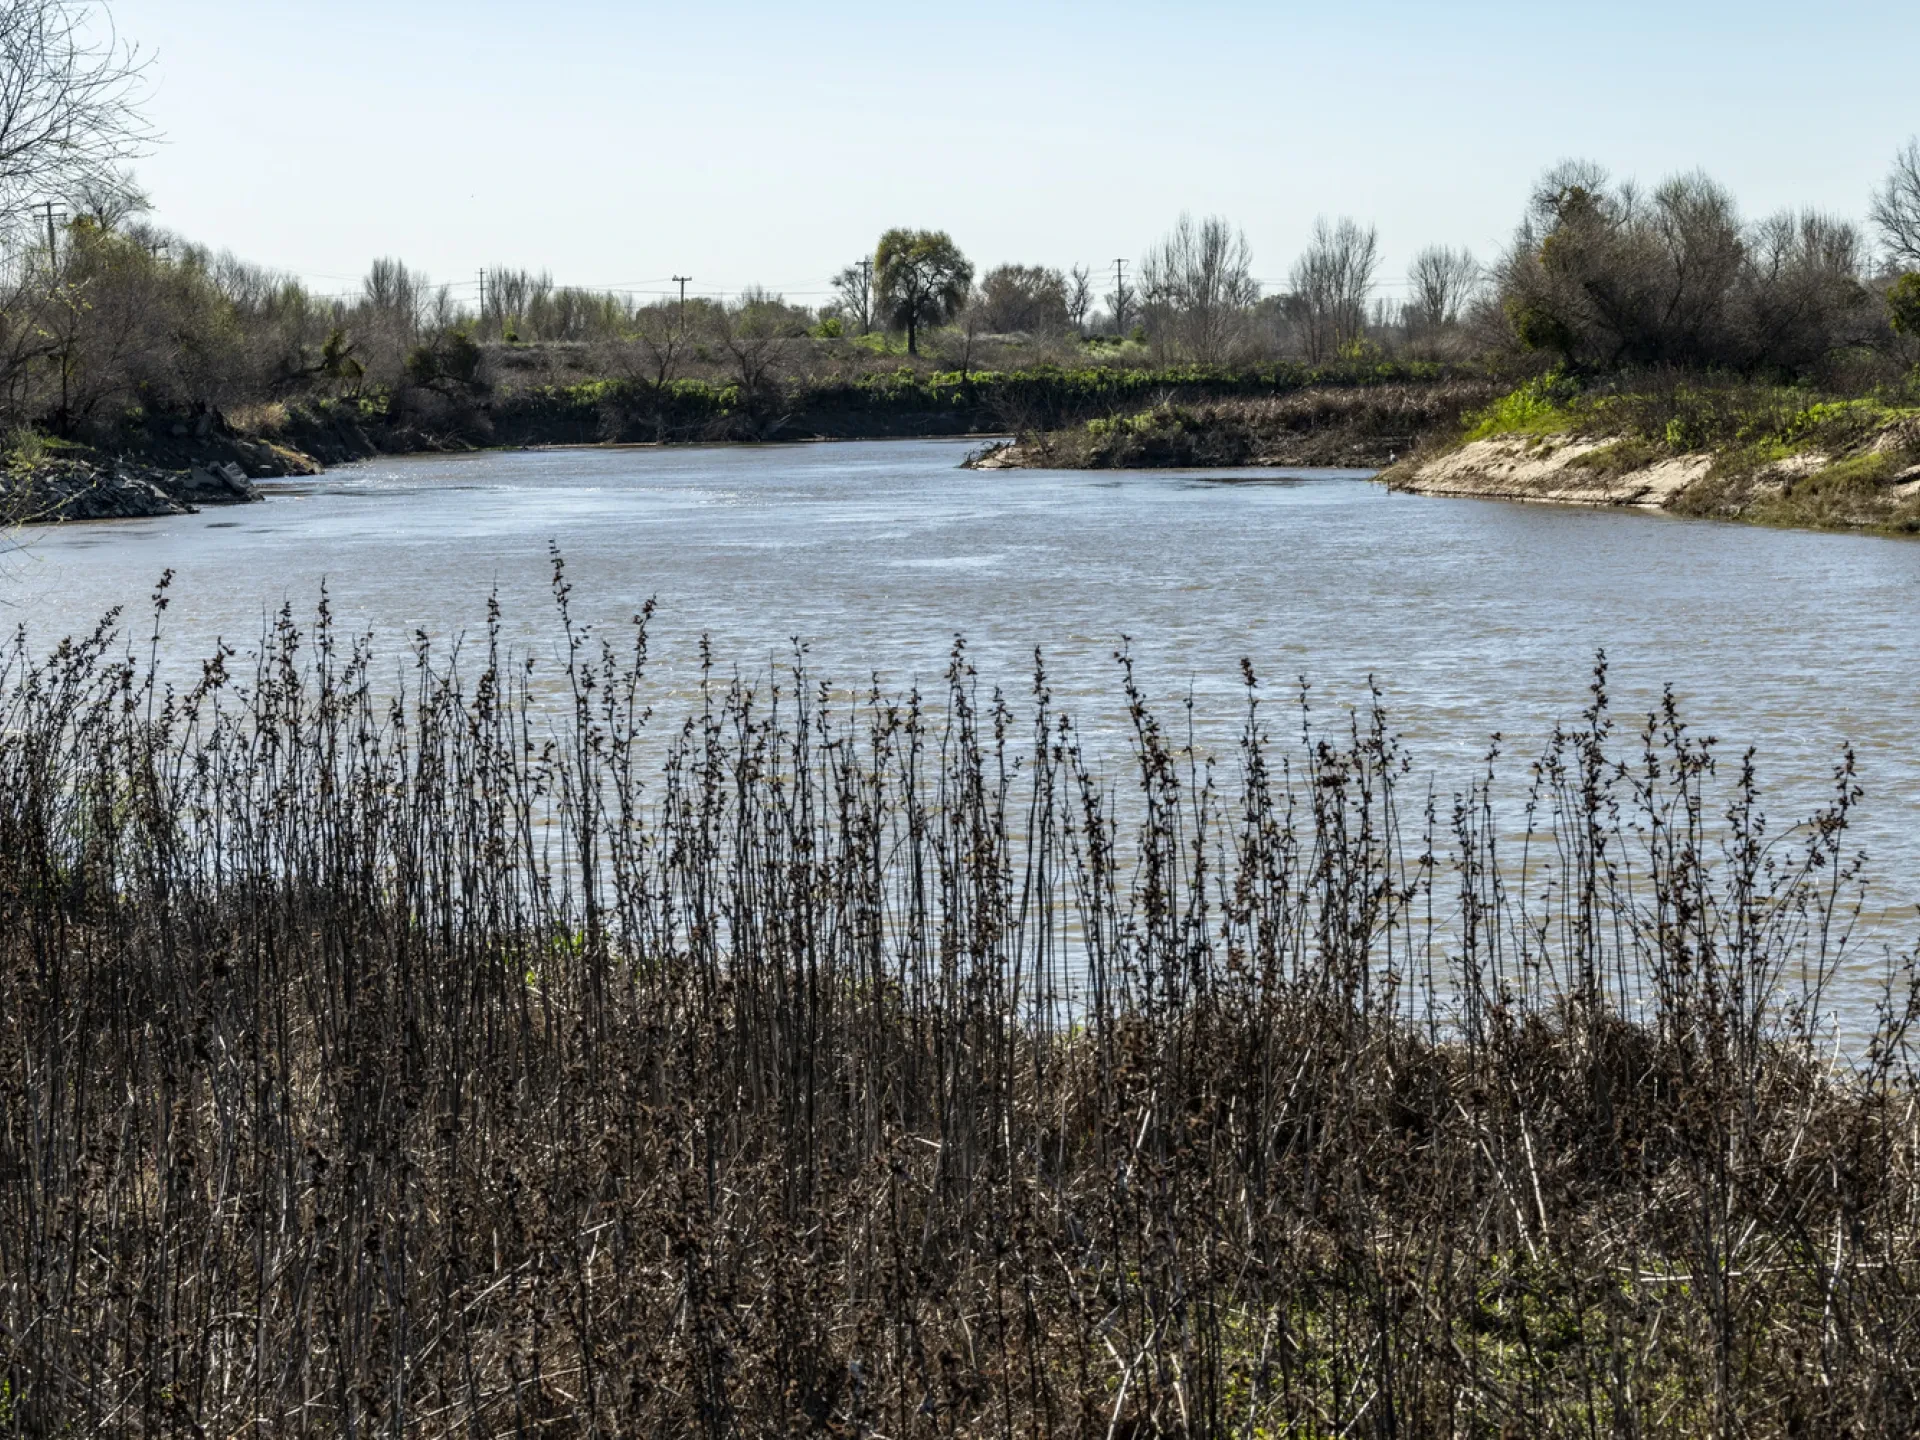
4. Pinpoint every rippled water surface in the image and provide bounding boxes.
[9,439,1920,1002]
